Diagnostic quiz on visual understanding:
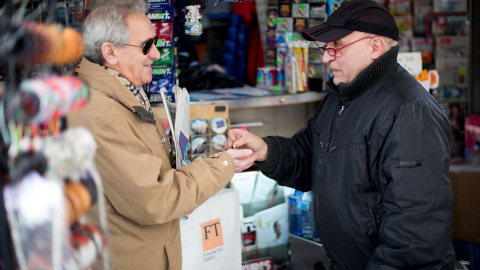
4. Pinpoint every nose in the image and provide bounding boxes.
[322,51,335,63]
[150,45,160,60]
